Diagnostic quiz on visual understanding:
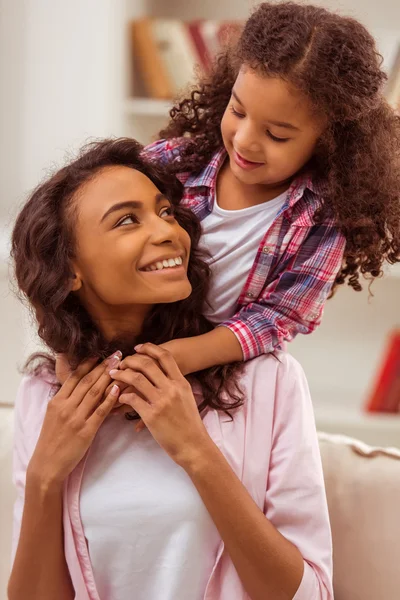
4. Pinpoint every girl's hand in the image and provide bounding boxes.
[111,344,213,469]
[28,353,122,487]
